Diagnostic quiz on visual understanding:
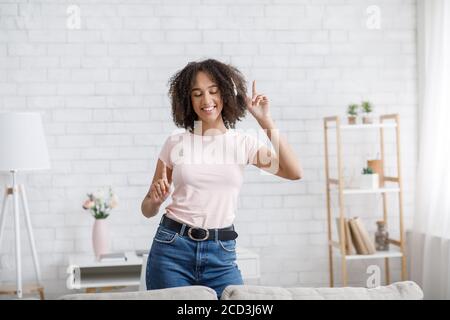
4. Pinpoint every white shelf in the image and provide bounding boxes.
[328,123,397,130]
[329,186,400,194]
[342,187,400,195]
[67,251,143,268]
[324,114,406,285]
[74,276,141,289]
[67,247,260,290]
[236,247,260,280]
[336,249,403,260]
